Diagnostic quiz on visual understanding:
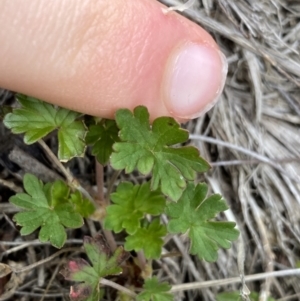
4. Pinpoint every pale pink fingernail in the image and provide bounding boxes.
[163,43,228,119]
